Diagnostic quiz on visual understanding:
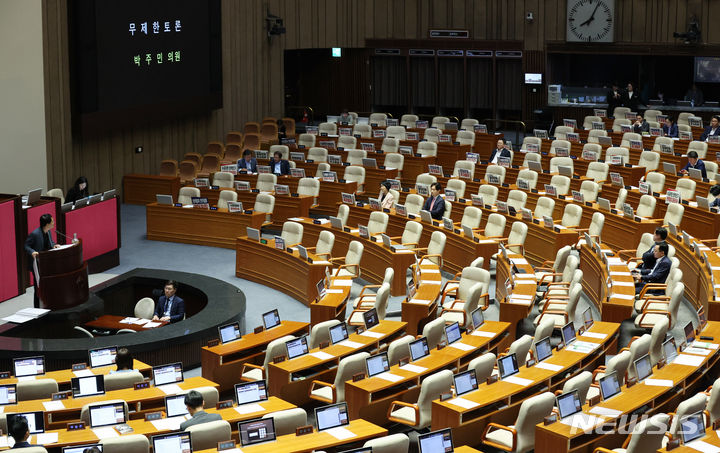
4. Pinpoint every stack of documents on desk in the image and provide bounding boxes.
[2,307,49,324]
